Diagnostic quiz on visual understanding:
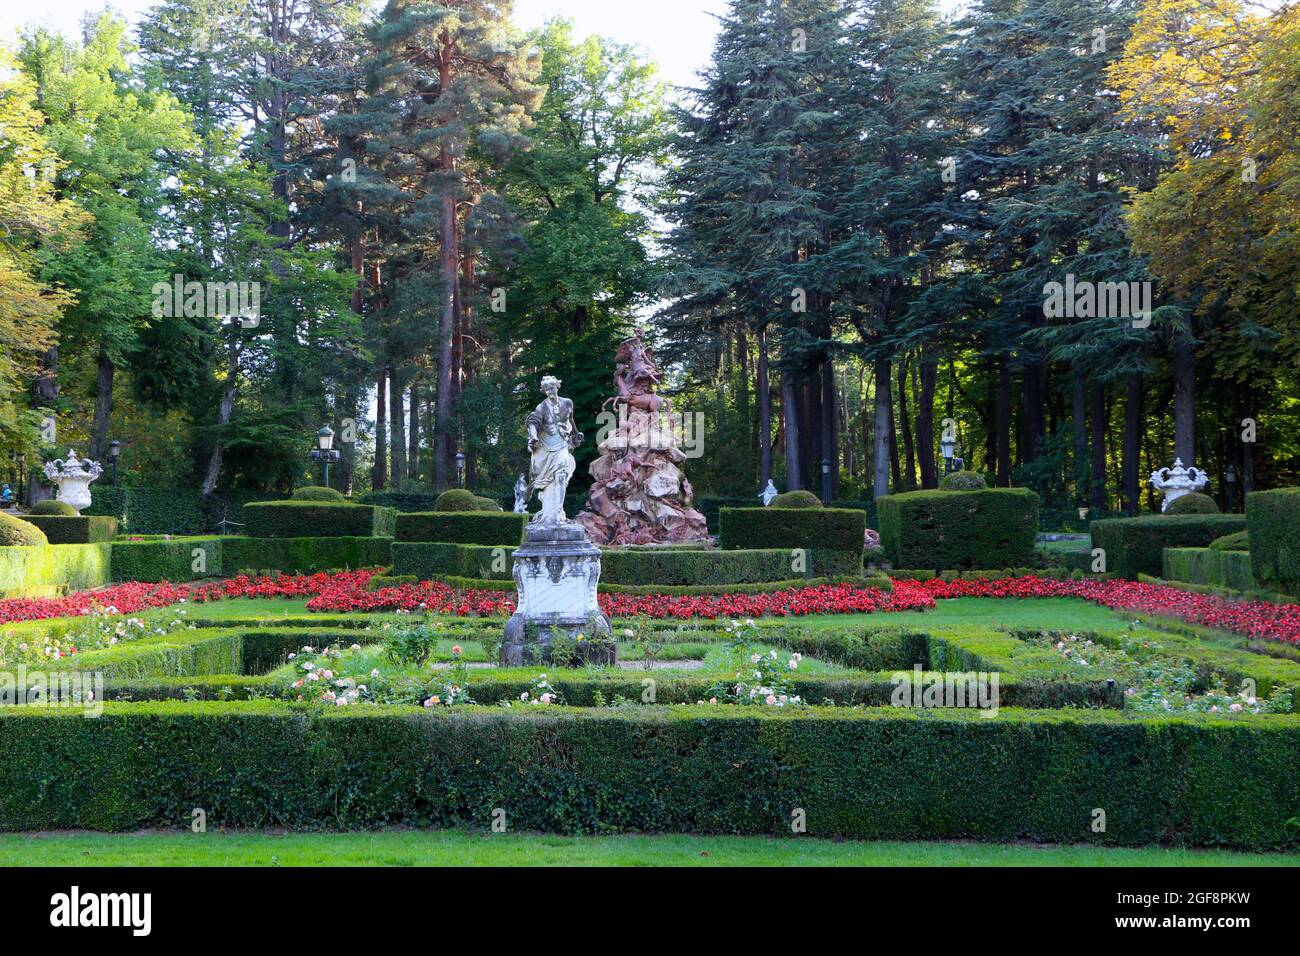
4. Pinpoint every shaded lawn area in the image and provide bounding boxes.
[2,831,1295,867]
